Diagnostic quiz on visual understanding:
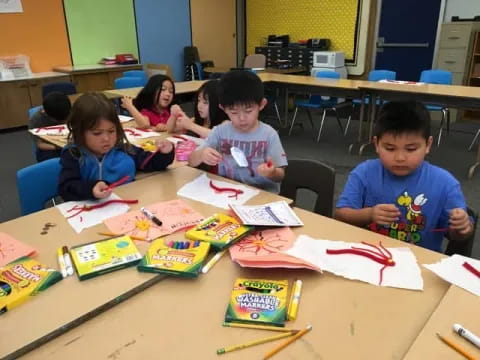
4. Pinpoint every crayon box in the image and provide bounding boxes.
[224,278,289,327]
